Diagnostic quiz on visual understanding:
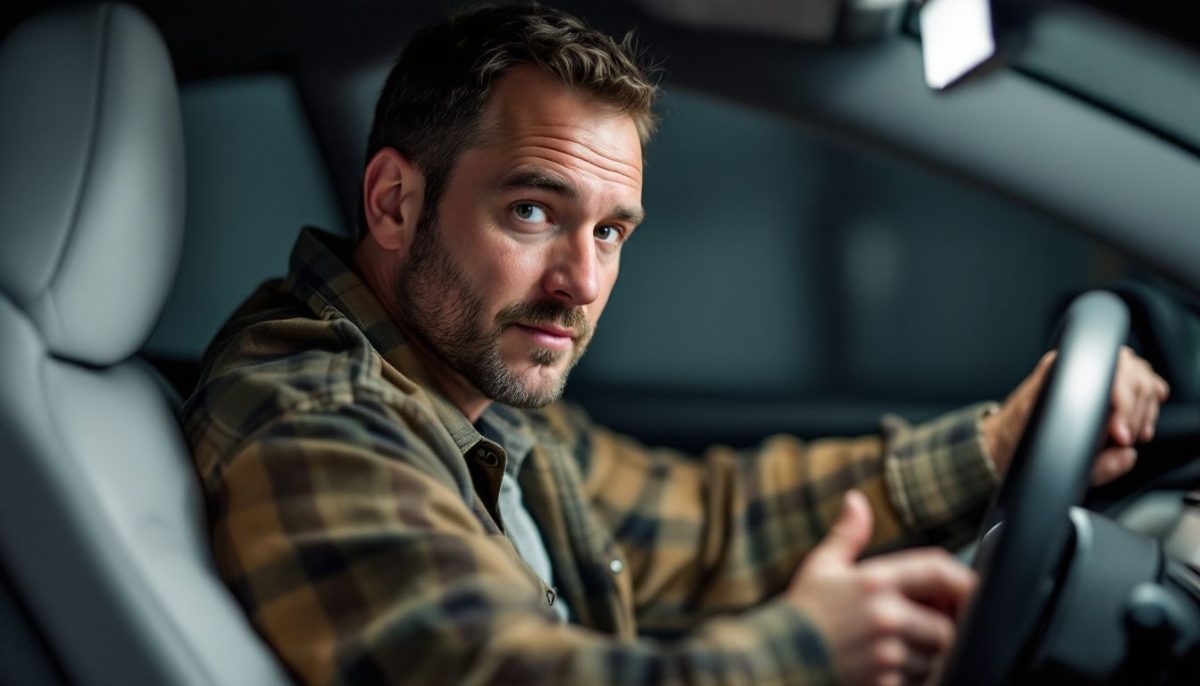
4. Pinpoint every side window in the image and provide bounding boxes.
[145,74,345,361]
[572,86,1131,403]
[575,88,829,393]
